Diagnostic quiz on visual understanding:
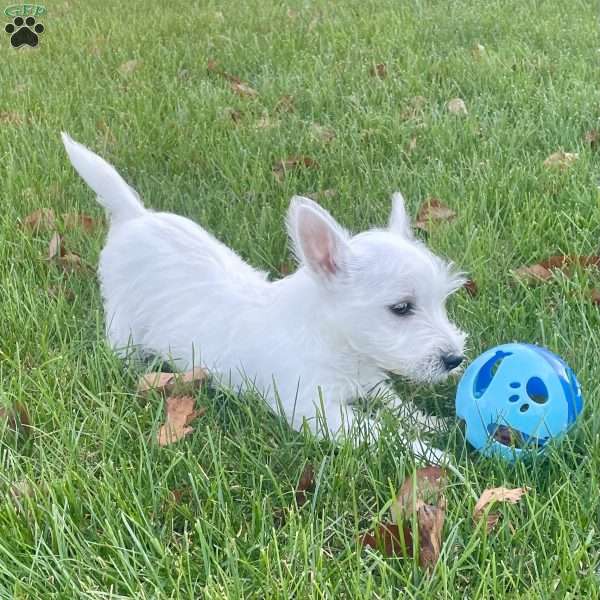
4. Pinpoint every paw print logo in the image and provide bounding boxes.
[5,16,44,48]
